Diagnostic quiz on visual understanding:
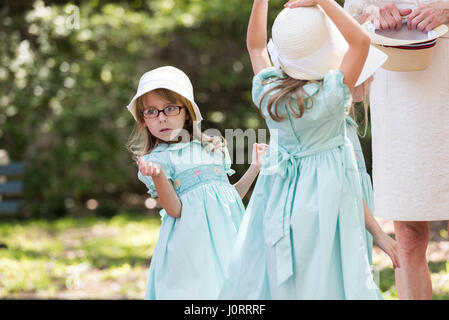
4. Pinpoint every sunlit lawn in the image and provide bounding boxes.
[0,212,160,299]
[0,212,448,299]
